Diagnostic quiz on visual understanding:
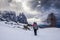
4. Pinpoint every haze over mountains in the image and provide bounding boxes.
[0,0,60,24]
